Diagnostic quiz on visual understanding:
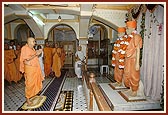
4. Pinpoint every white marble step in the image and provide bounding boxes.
[99,83,162,111]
